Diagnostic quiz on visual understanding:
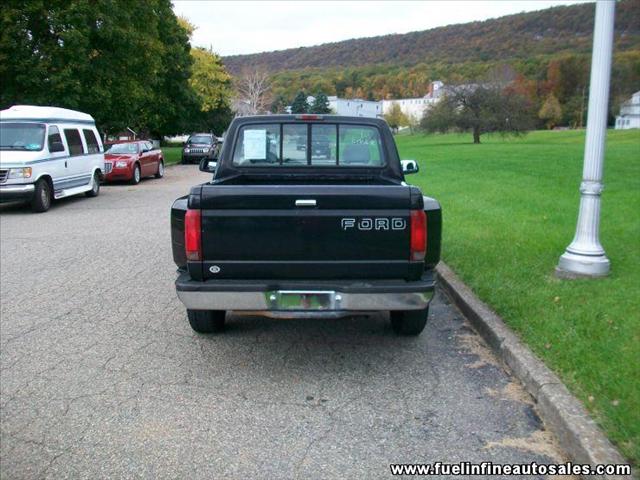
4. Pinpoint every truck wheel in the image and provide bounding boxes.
[85,171,100,197]
[31,178,52,213]
[187,309,226,333]
[131,164,141,185]
[390,306,429,336]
